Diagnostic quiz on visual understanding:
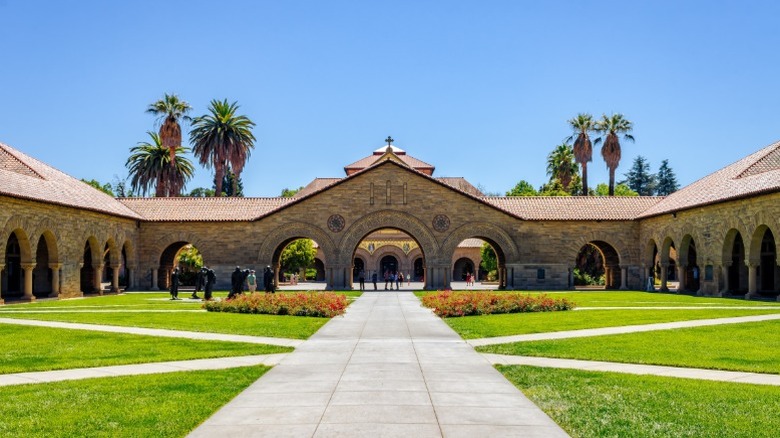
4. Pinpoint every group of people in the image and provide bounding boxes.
[228,266,276,299]
[169,266,216,301]
[169,265,274,301]
[464,273,476,286]
[356,269,409,291]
